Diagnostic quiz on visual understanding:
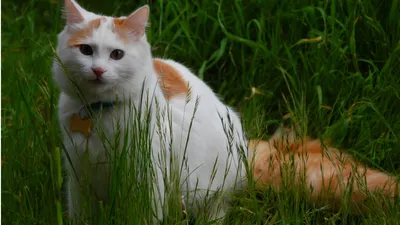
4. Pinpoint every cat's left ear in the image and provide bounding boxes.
[123,5,150,38]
